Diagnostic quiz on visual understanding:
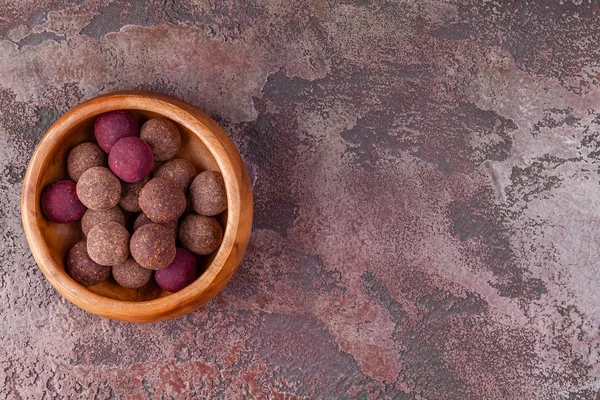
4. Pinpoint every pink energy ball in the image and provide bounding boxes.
[94,110,138,153]
[155,248,197,293]
[108,137,154,183]
[42,180,86,223]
